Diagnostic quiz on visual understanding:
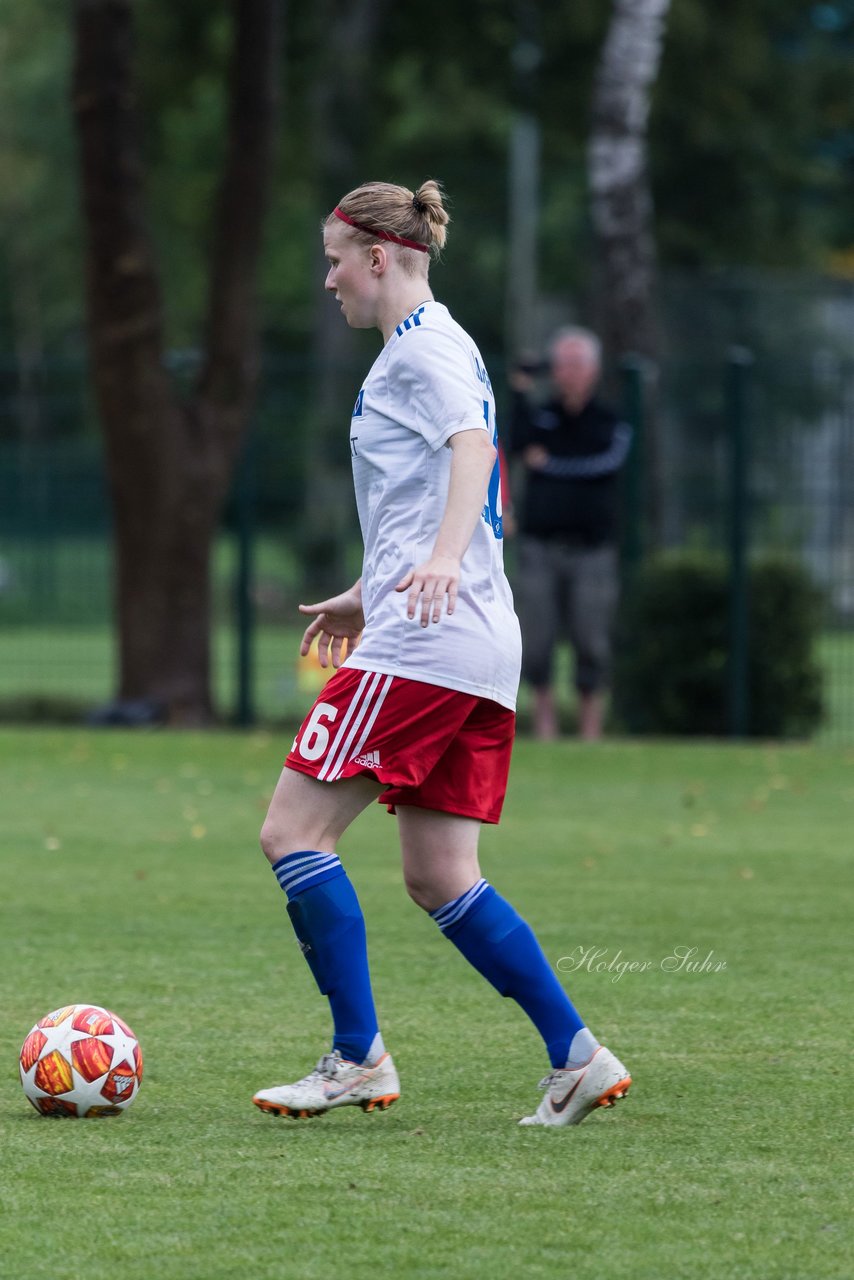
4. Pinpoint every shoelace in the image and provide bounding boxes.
[537,1068,575,1091]
[295,1052,343,1088]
